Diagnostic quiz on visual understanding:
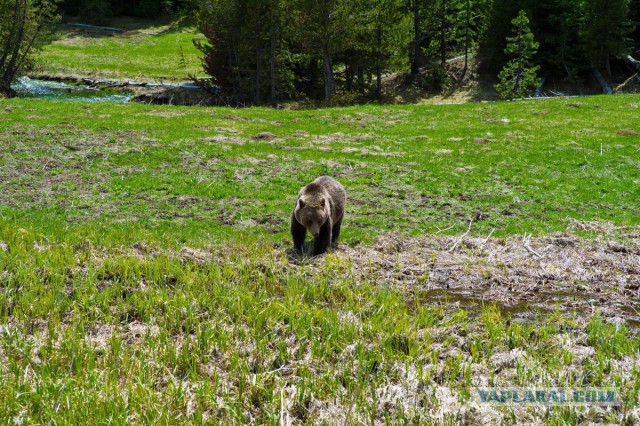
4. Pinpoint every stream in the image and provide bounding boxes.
[12,77,132,103]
